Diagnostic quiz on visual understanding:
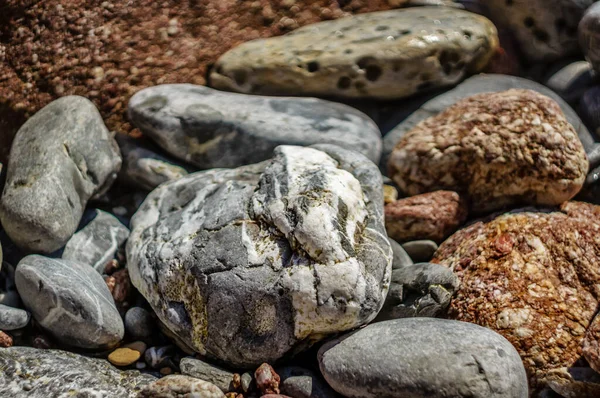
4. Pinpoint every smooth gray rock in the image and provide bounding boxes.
[125,306,156,341]
[180,357,234,393]
[0,304,30,330]
[127,144,392,368]
[0,96,121,253]
[382,74,596,173]
[375,262,459,321]
[401,240,439,263]
[15,255,124,349]
[241,372,253,393]
[278,366,338,398]
[62,209,130,274]
[128,84,382,168]
[580,3,600,74]
[318,318,528,398]
[0,346,155,398]
[544,60,595,103]
[116,134,189,191]
[389,238,413,269]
